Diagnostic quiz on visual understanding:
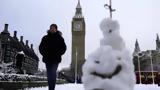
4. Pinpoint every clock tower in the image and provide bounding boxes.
[71,0,85,78]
